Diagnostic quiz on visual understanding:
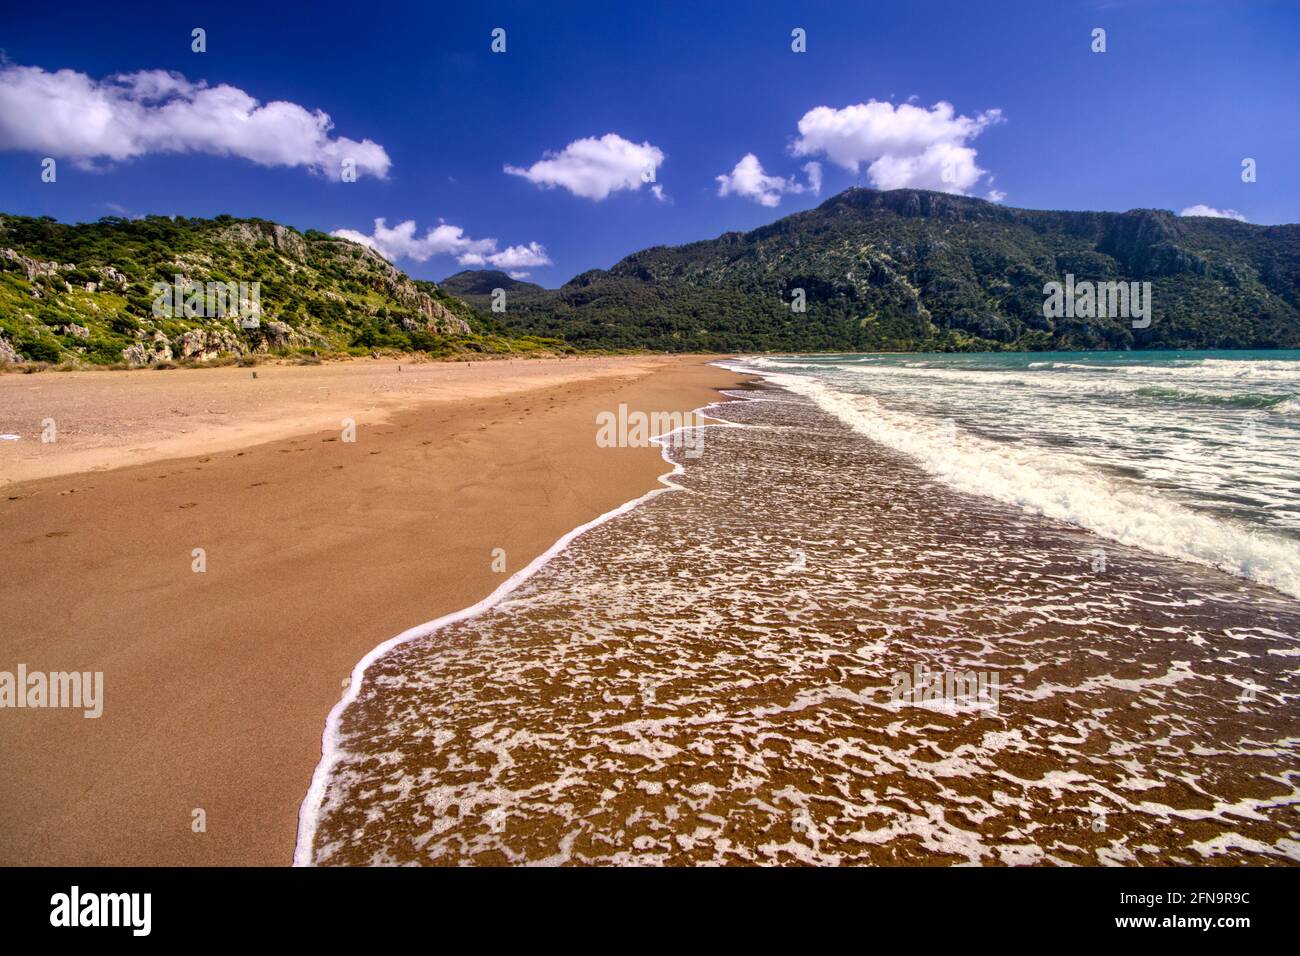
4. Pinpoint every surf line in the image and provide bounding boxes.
[293,388,754,865]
